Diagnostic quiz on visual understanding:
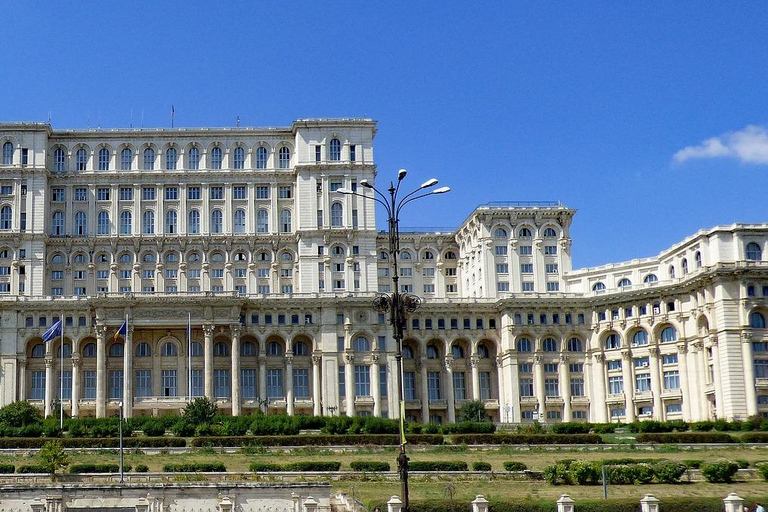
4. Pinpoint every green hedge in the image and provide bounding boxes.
[191,434,443,447]
[163,462,226,472]
[409,461,468,471]
[0,464,14,473]
[0,436,185,449]
[350,461,391,472]
[635,432,735,444]
[69,464,123,473]
[249,462,283,472]
[503,461,528,471]
[441,421,496,434]
[543,460,687,485]
[451,433,602,445]
[247,461,341,472]
[472,461,492,471]
[16,465,46,473]
[742,432,768,443]
[700,461,739,483]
